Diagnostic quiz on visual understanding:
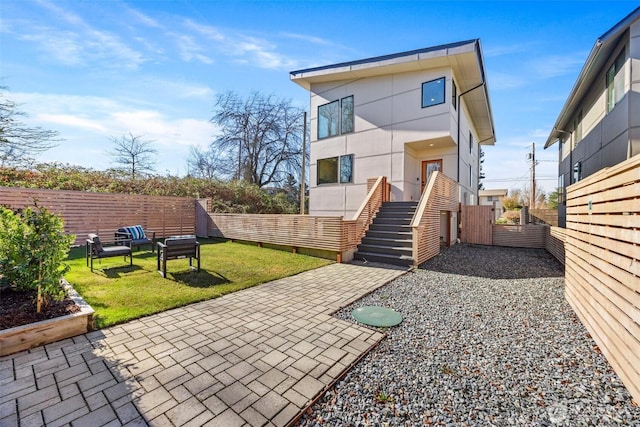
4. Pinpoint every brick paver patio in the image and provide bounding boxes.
[0,262,406,426]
